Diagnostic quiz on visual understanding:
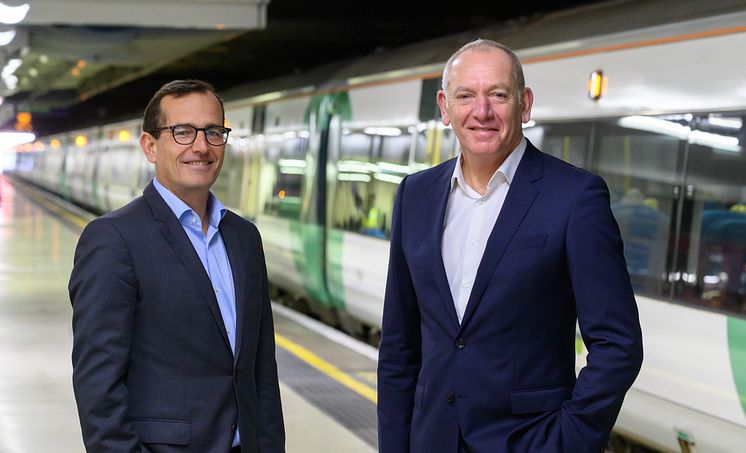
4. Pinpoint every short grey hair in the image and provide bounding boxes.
[441,39,525,99]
